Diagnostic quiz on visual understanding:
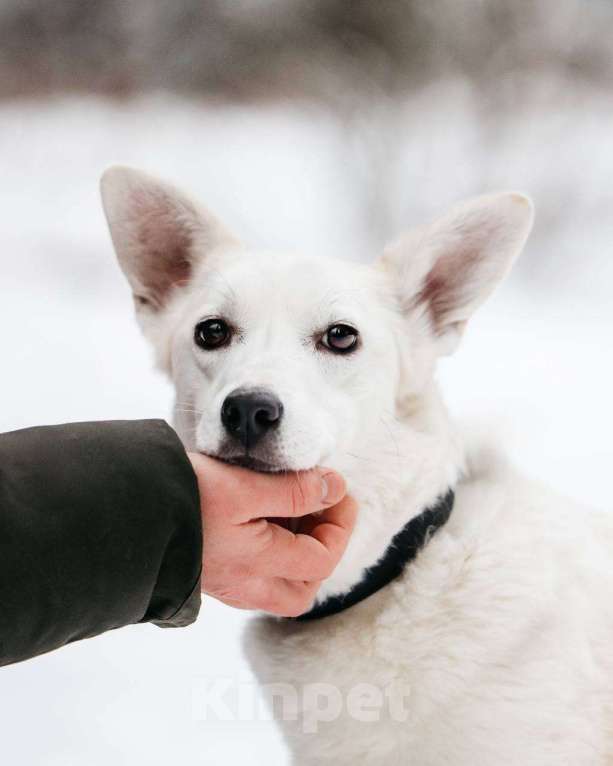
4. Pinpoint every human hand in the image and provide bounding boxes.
[187,453,357,617]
